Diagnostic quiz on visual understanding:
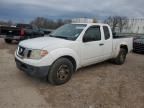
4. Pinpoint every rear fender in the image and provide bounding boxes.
[113,42,128,58]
